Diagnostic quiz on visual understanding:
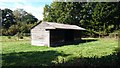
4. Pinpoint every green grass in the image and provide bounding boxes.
[1,36,119,67]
